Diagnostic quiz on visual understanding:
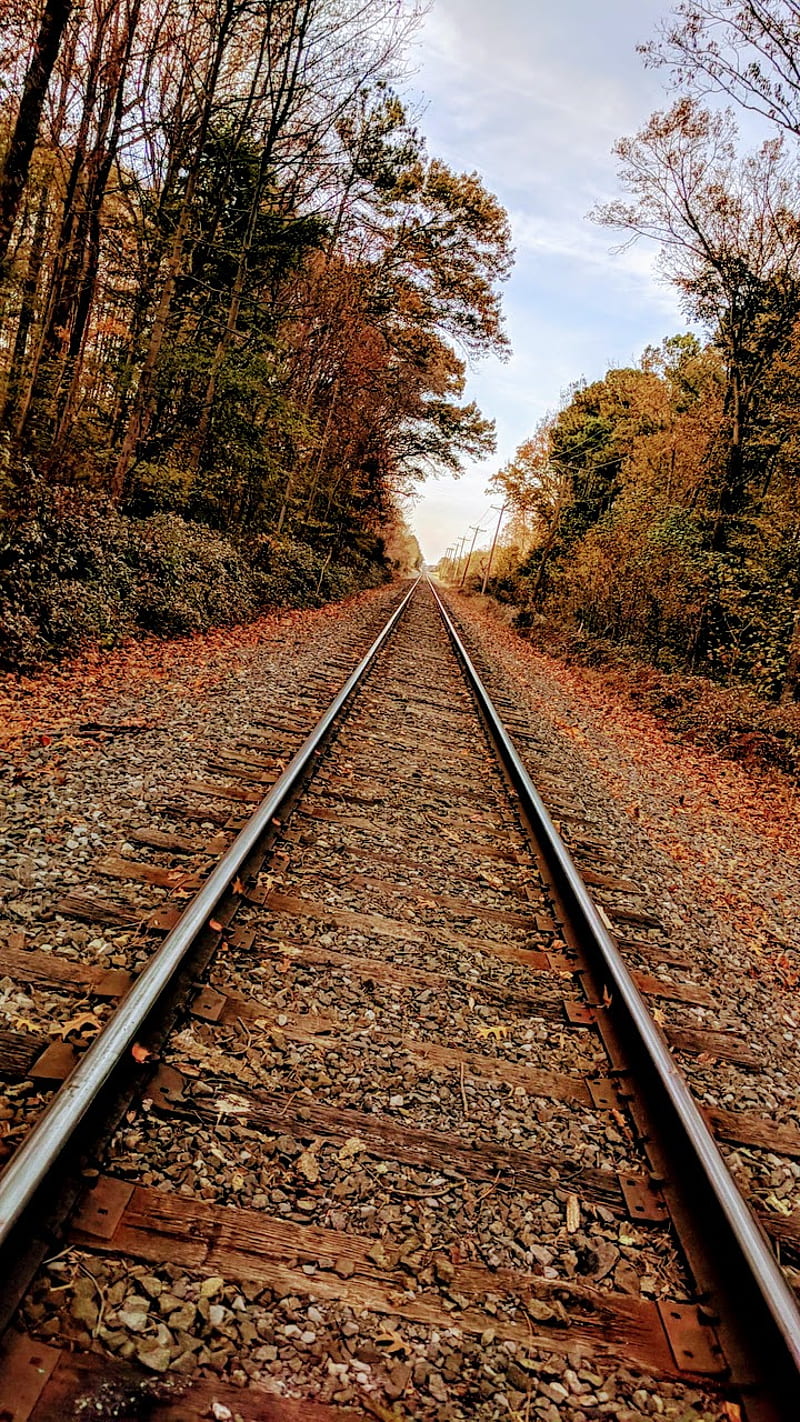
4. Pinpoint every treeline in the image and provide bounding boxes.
[475,1,800,703]
[0,0,510,666]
